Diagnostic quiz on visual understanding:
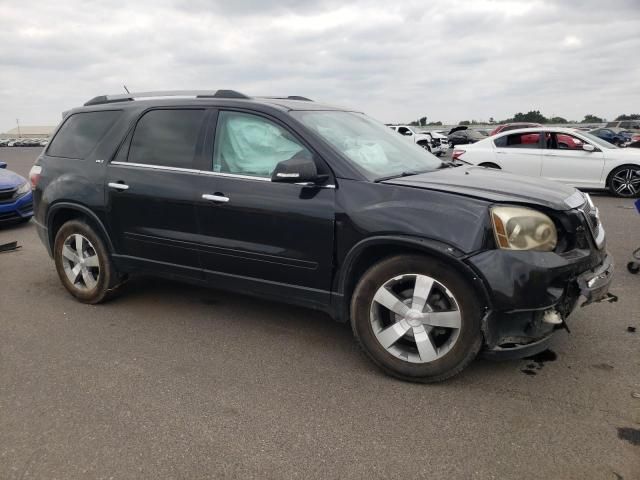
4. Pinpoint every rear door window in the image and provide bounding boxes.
[494,132,541,148]
[128,109,206,169]
[47,111,121,159]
